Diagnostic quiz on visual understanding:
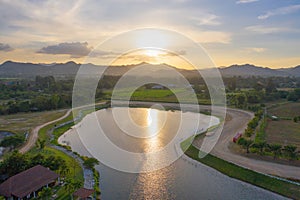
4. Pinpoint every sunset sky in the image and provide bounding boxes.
[0,0,299,68]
